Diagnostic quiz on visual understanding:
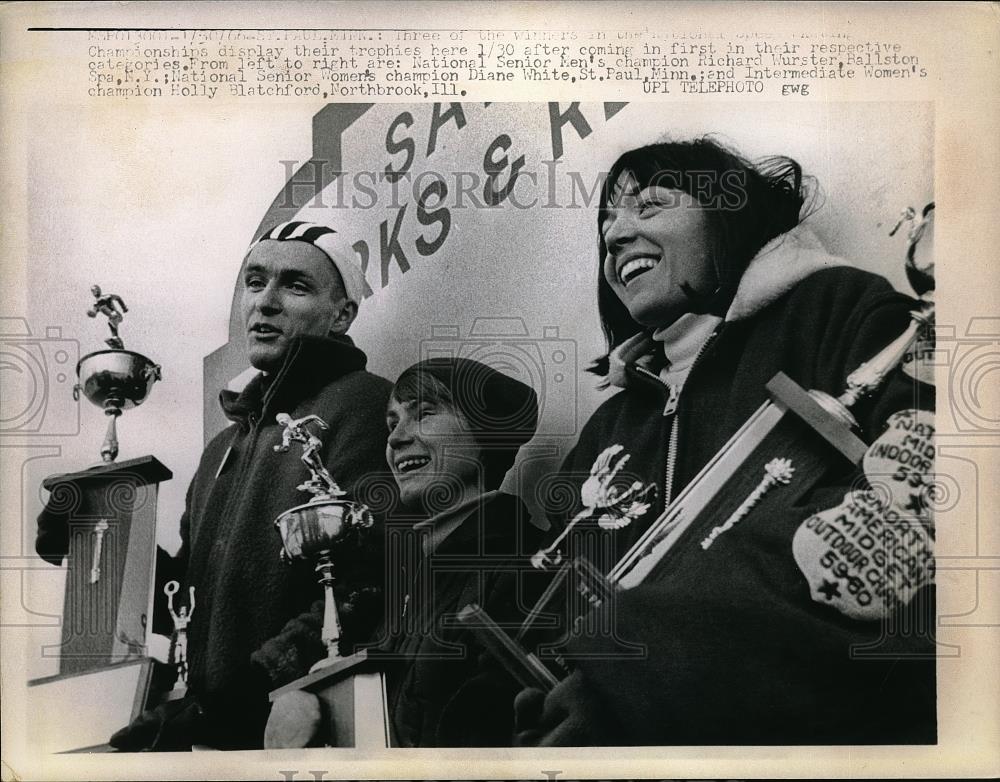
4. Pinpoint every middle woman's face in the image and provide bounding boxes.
[601,171,716,328]
[385,396,483,510]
